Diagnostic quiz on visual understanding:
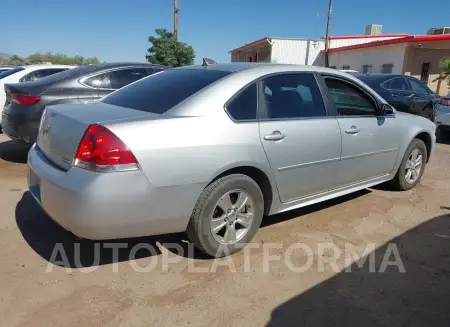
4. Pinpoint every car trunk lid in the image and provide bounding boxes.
[37,102,160,171]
